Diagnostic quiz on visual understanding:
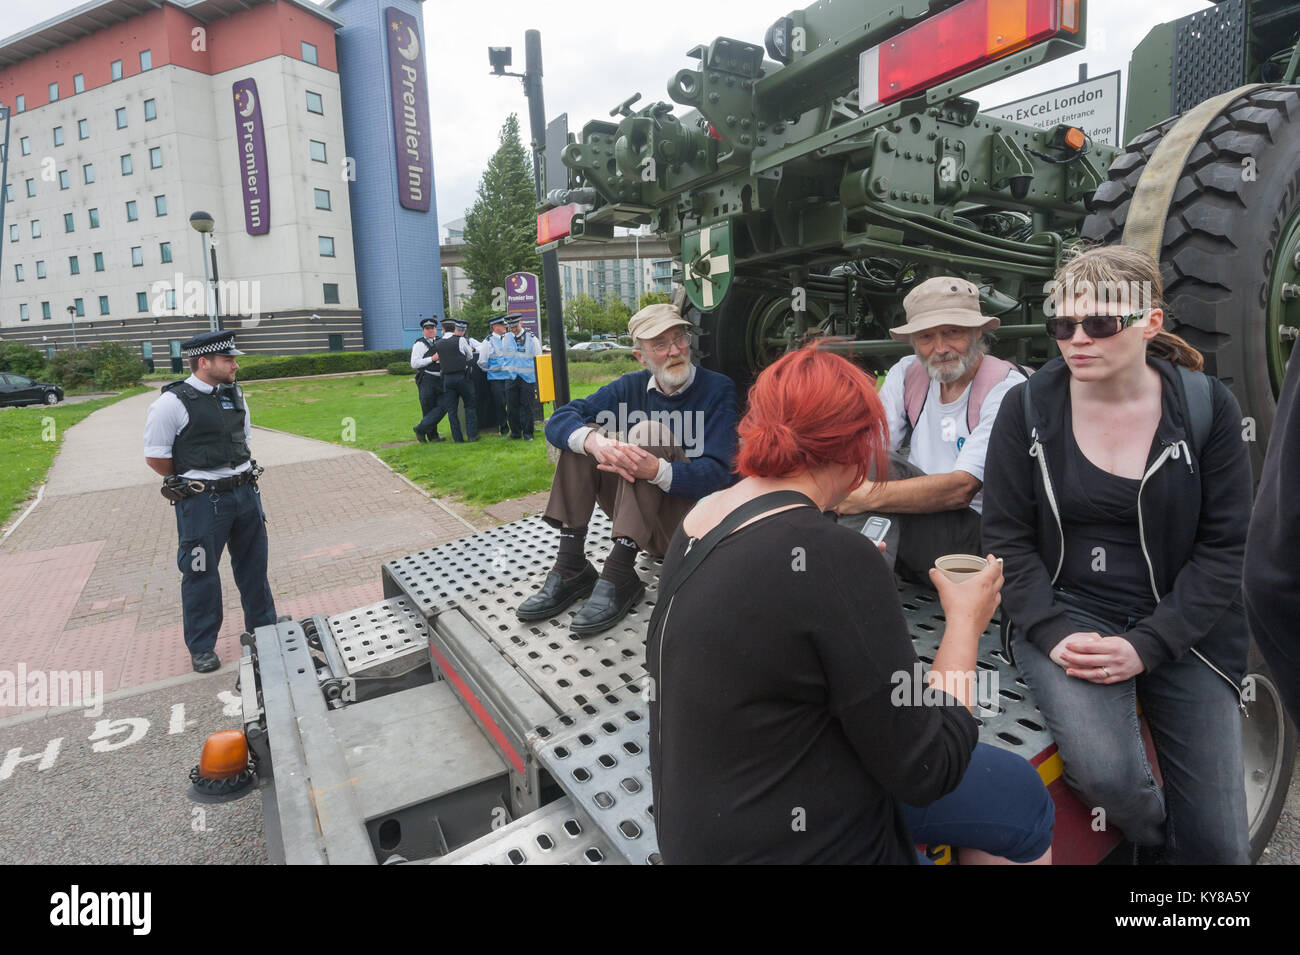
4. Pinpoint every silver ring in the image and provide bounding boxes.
[1101,667,1111,679]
